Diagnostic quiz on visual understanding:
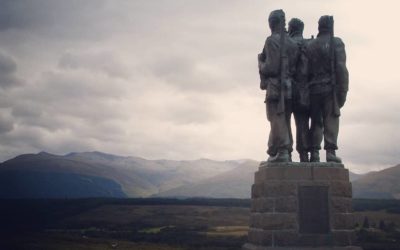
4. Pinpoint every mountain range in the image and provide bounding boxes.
[352,164,400,199]
[0,151,397,199]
